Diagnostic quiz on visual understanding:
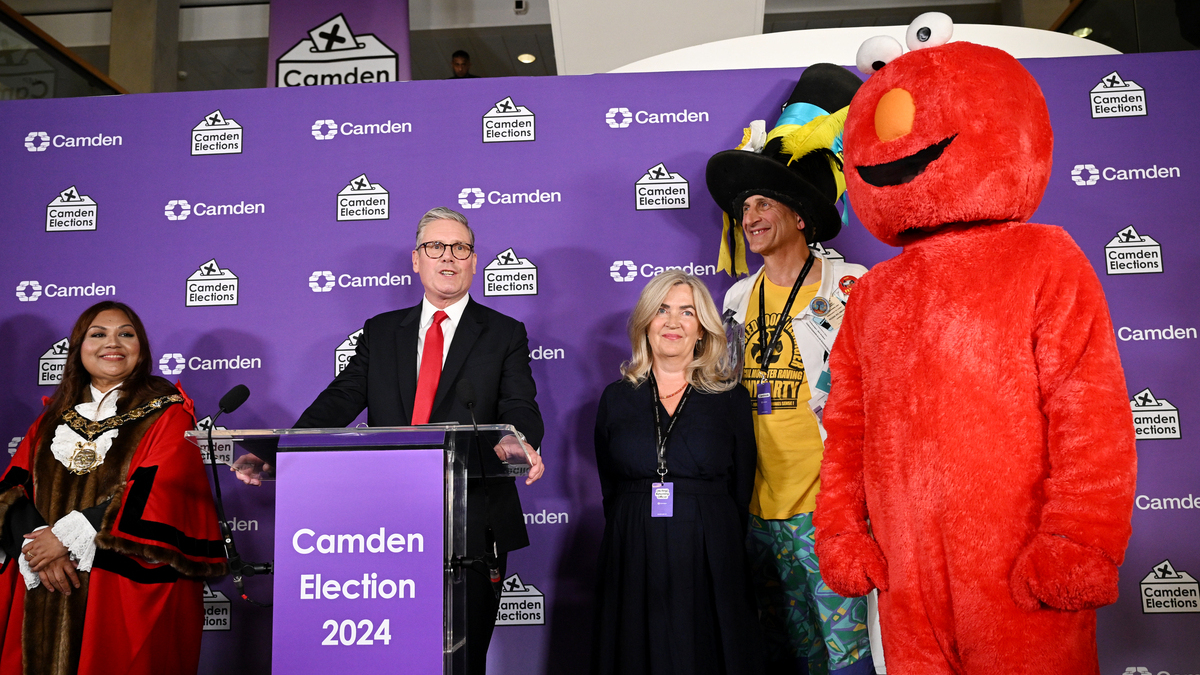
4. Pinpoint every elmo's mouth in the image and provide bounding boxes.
[856,135,956,187]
